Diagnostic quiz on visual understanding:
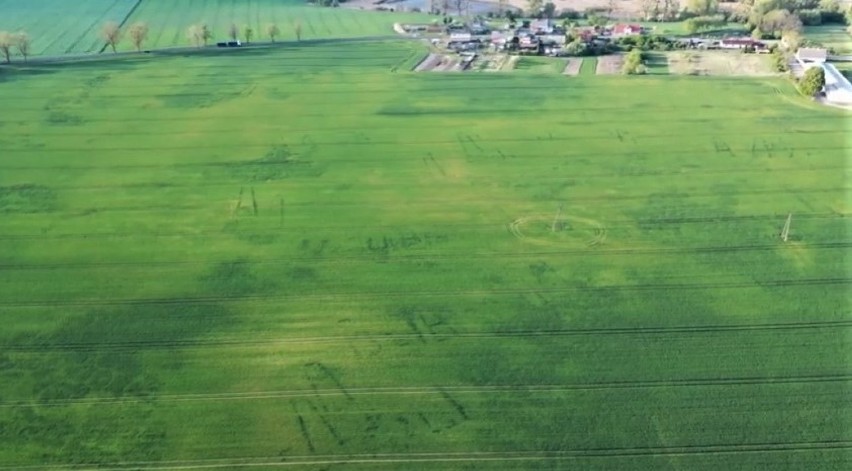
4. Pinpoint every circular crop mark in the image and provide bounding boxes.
[509,214,606,247]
